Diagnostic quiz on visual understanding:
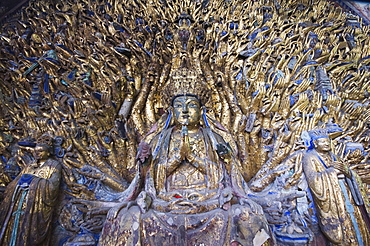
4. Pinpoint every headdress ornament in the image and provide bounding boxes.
[162,65,211,108]
[308,128,329,141]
